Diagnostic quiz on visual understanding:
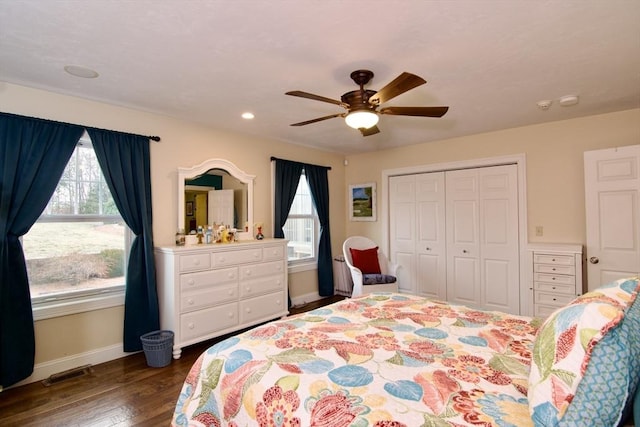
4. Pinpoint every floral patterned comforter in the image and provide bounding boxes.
[172,293,540,426]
